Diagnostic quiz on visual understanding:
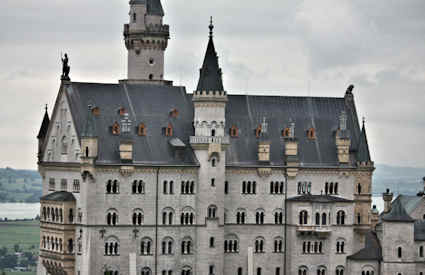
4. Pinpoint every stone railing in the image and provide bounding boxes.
[190,136,230,145]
